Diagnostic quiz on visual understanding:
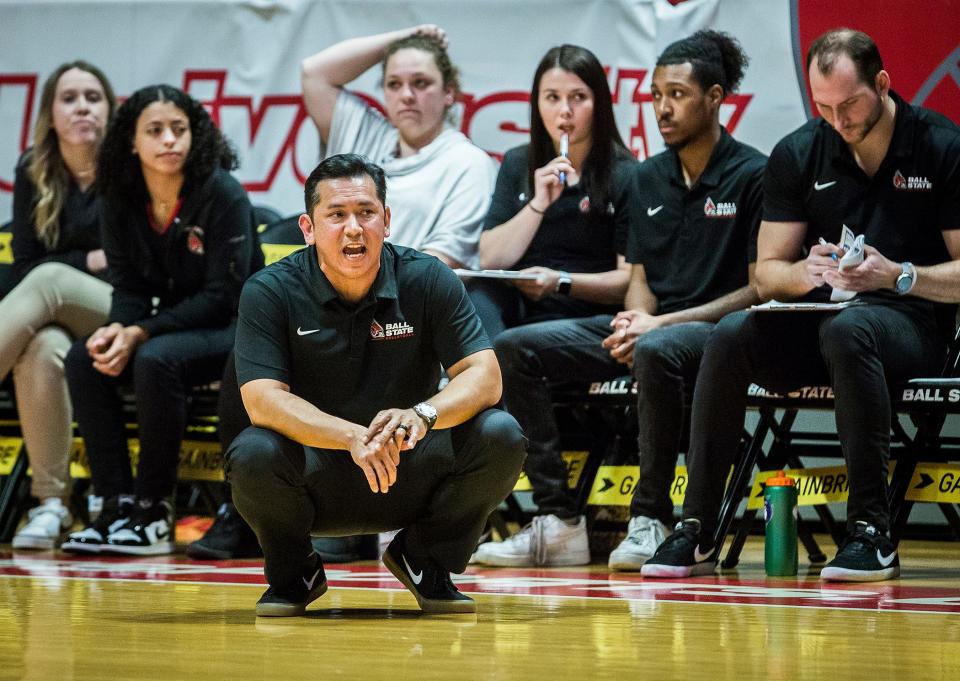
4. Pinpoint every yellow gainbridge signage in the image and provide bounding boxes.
[587,466,688,506]
[513,451,589,491]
